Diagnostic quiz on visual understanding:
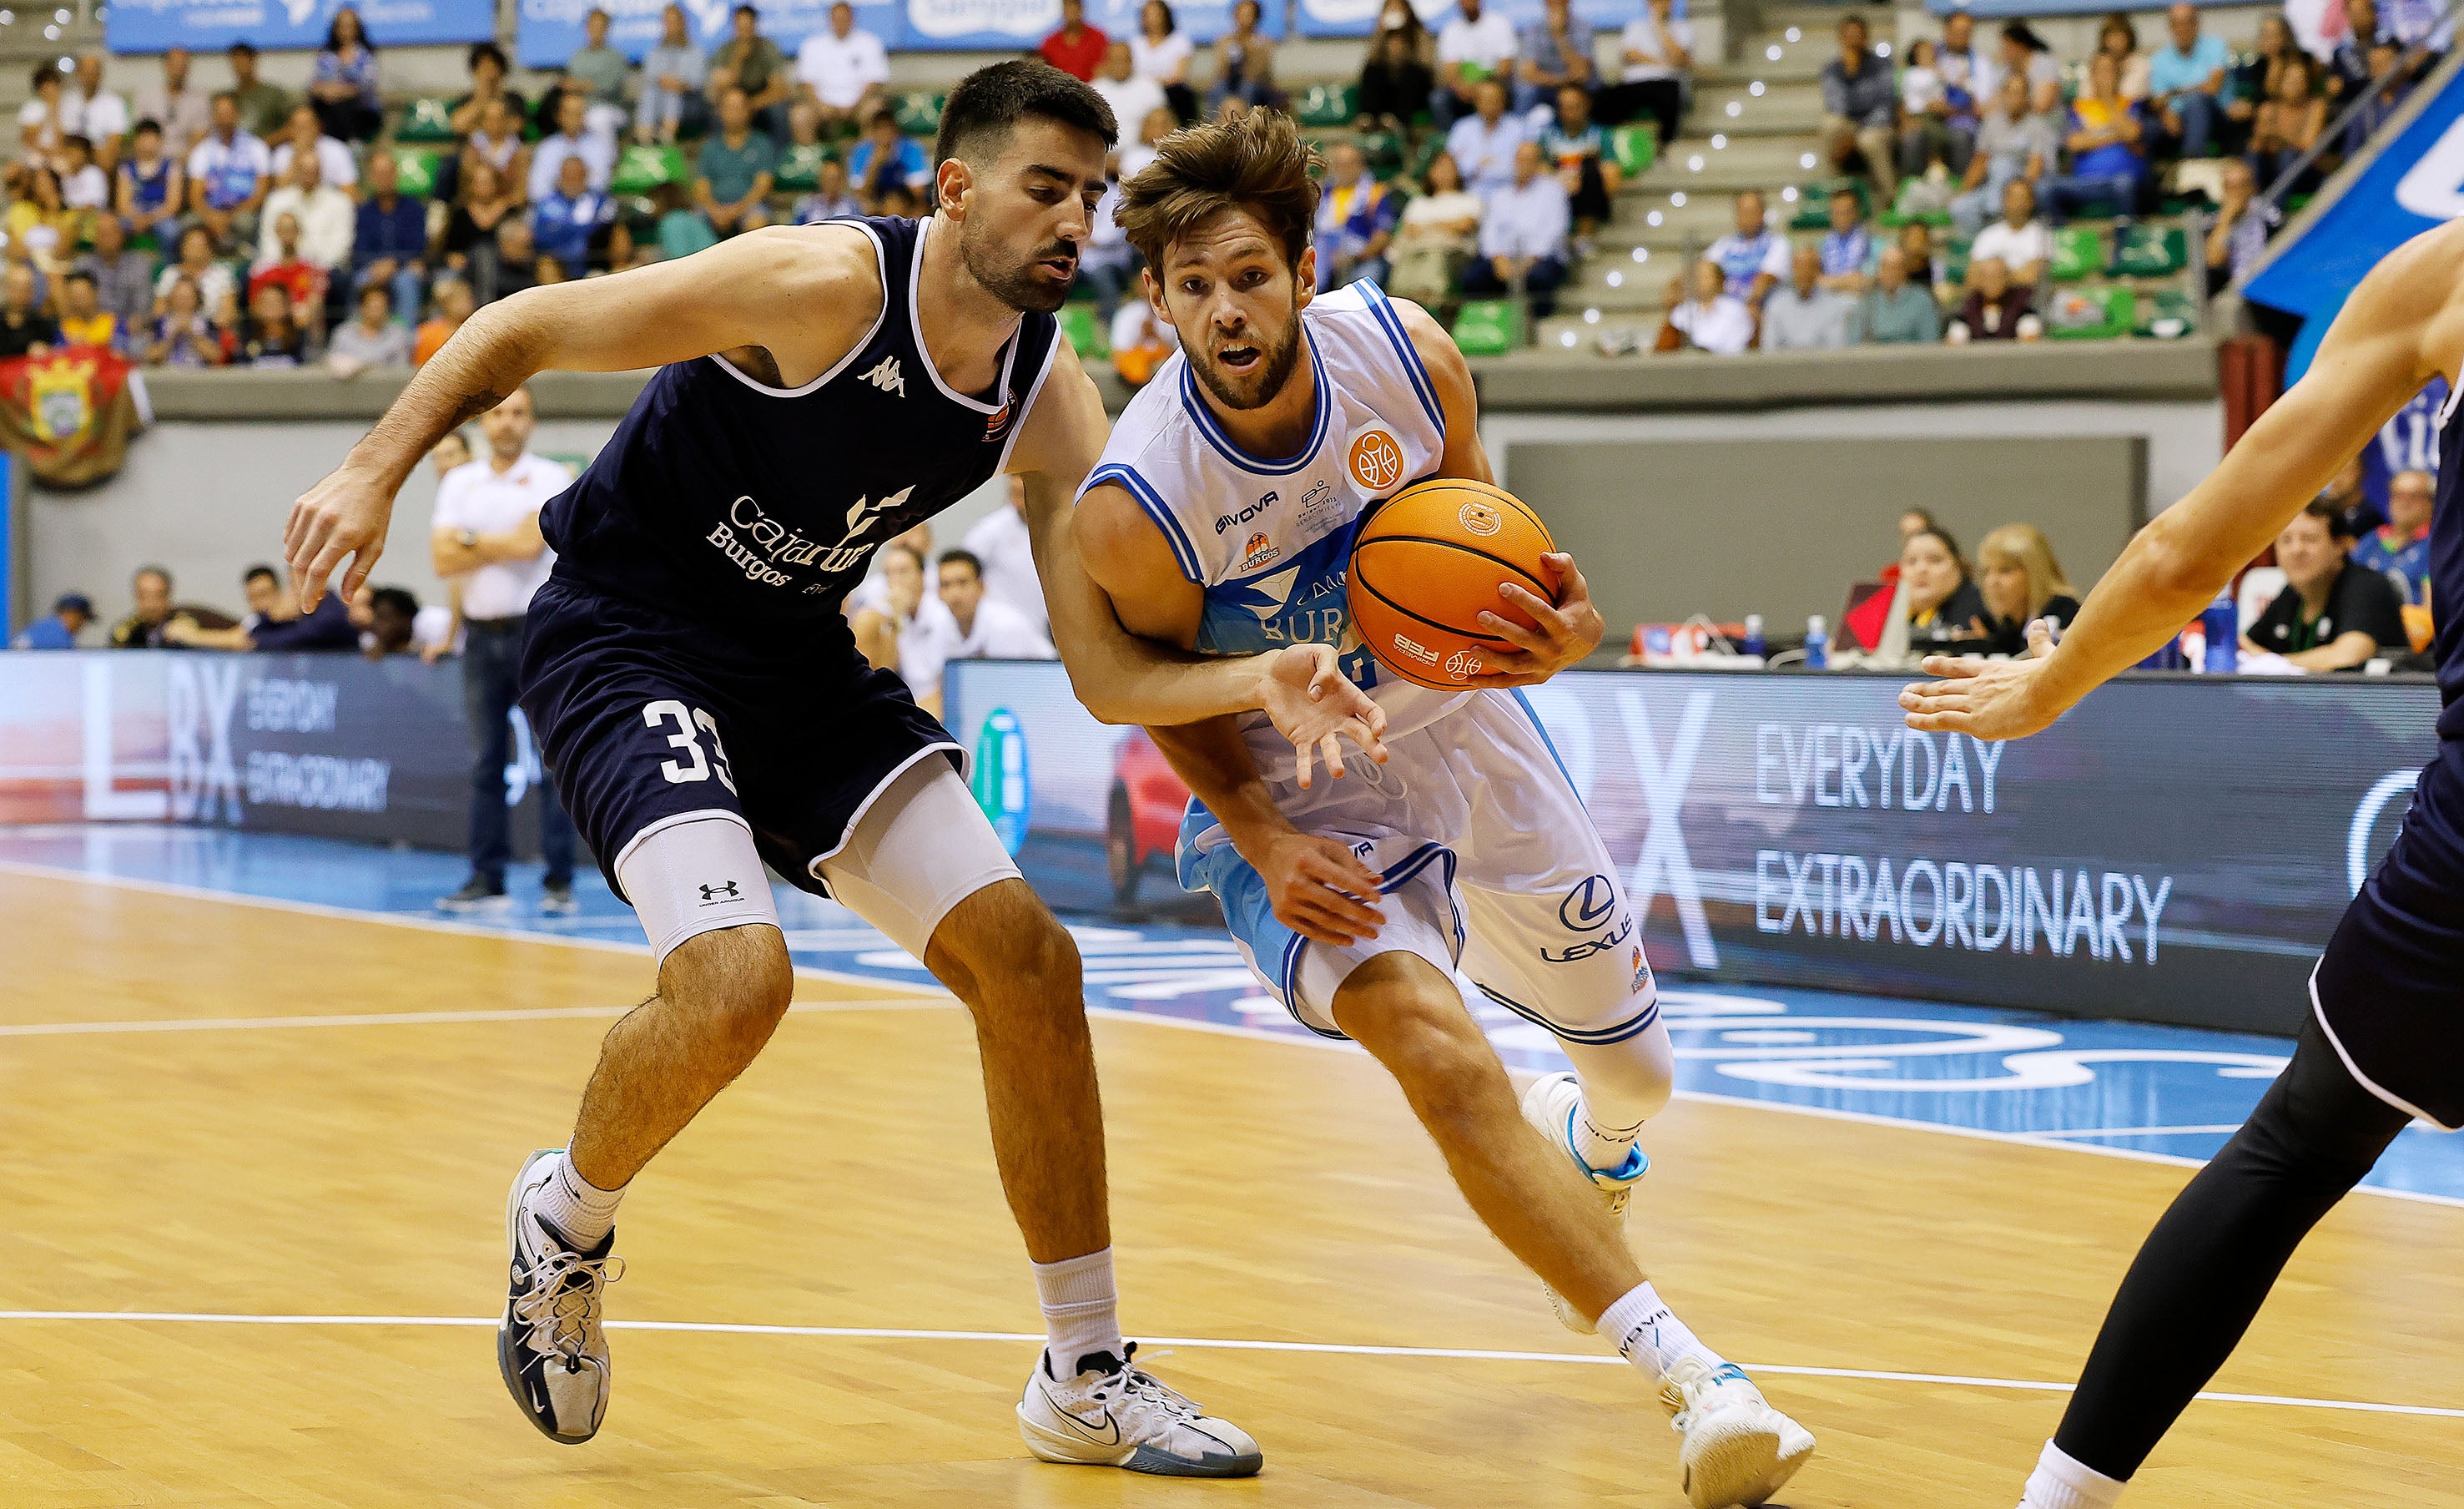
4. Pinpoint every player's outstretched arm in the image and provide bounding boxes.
[285,225,881,608]
[1901,219,2464,741]
[1009,346,1388,782]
